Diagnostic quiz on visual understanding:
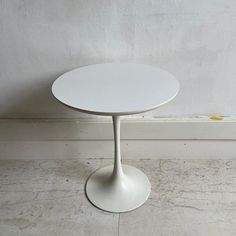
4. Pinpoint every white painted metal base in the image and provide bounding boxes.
[85,116,151,212]
[86,164,151,213]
